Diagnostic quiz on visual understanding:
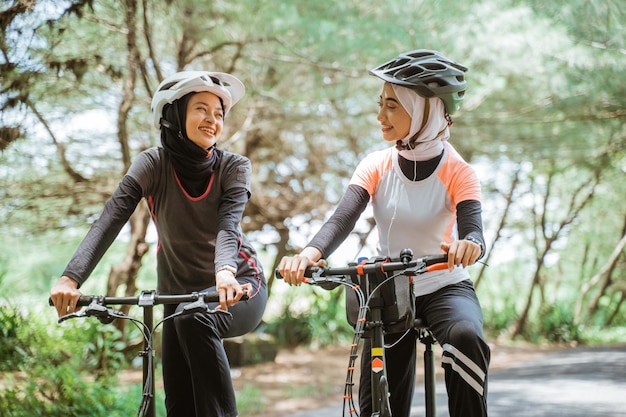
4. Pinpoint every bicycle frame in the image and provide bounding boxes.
[351,259,446,417]
[50,289,227,417]
[366,273,392,417]
[277,249,449,417]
